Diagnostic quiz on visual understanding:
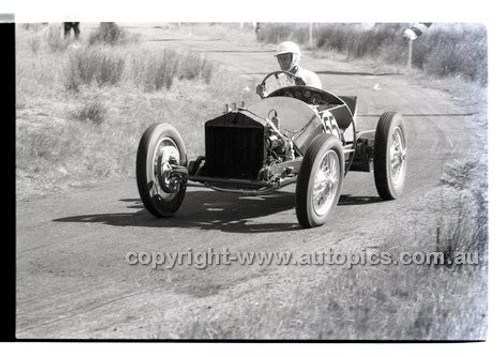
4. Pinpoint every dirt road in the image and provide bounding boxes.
[16,26,484,338]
